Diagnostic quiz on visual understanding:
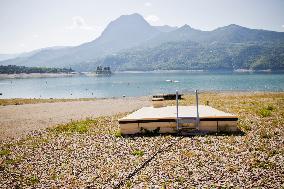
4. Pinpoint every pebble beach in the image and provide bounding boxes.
[0,92,283,188]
